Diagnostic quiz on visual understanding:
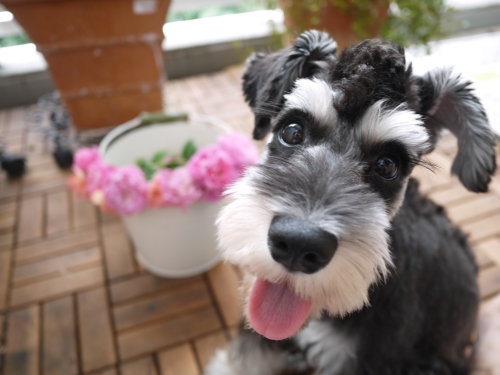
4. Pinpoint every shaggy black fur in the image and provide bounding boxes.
[330,179,478,375]
[243,30,337,139]
[234,179,479,375]
[210,30,496,375]
[330,39,420,123]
